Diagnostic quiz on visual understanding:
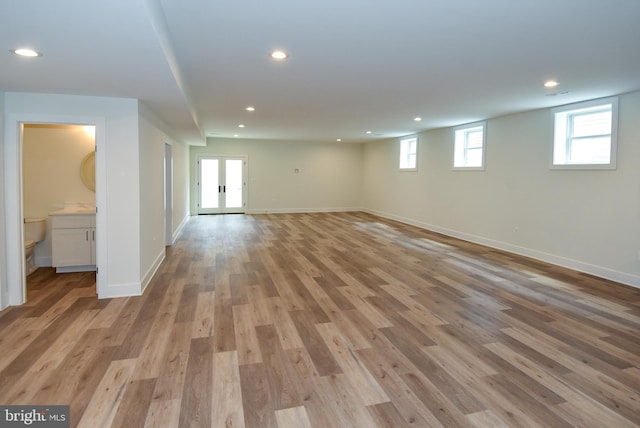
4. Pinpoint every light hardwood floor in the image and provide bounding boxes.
[1,212,639,427]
